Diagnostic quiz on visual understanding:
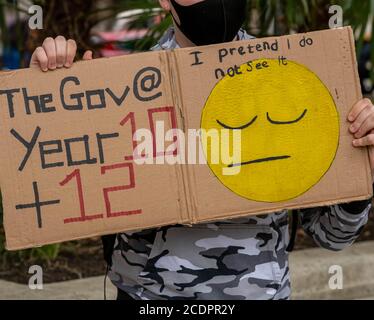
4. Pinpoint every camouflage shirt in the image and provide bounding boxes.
[108,27,372,300]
